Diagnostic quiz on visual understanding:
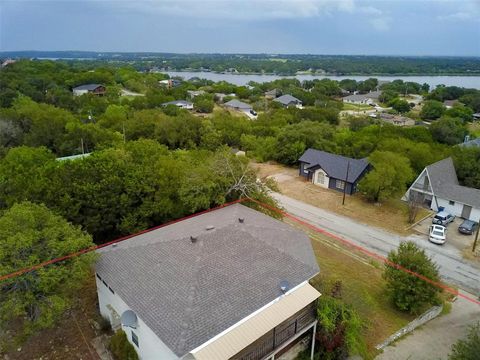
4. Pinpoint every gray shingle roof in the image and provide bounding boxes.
[459,138,480,148]
[426,157,480,208]
[224,99,252,110]
[161,100,192,107]
[96,204,319,357]
[299,148,369,183]
[73,83,103,91]
[343,90,381,102]
[273,94,302,106]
